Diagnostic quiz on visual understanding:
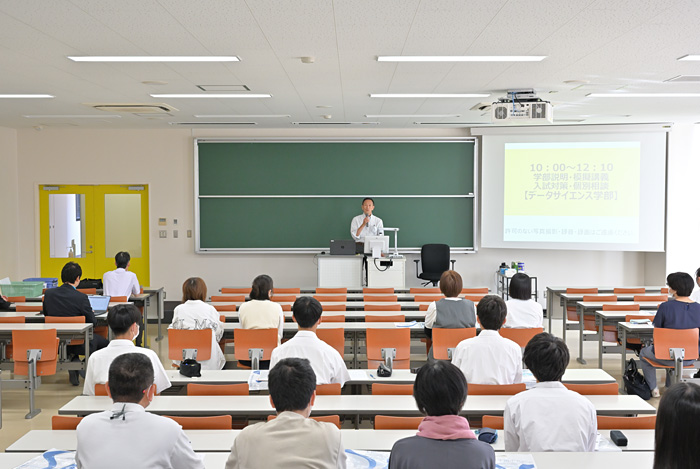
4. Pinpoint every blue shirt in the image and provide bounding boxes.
[652,299,700,352]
